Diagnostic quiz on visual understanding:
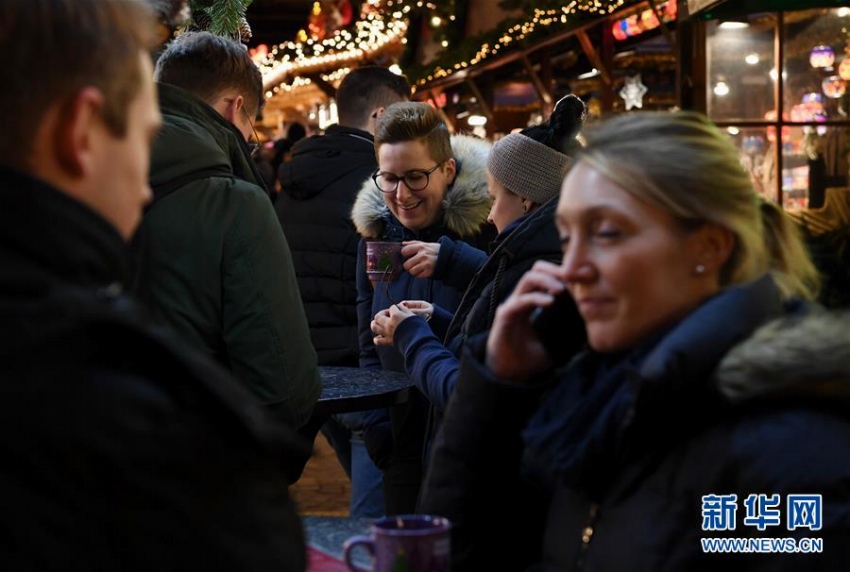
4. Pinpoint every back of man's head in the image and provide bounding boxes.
[154,32,264,116]
[0,0,157,171]
[336,66,411,130]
